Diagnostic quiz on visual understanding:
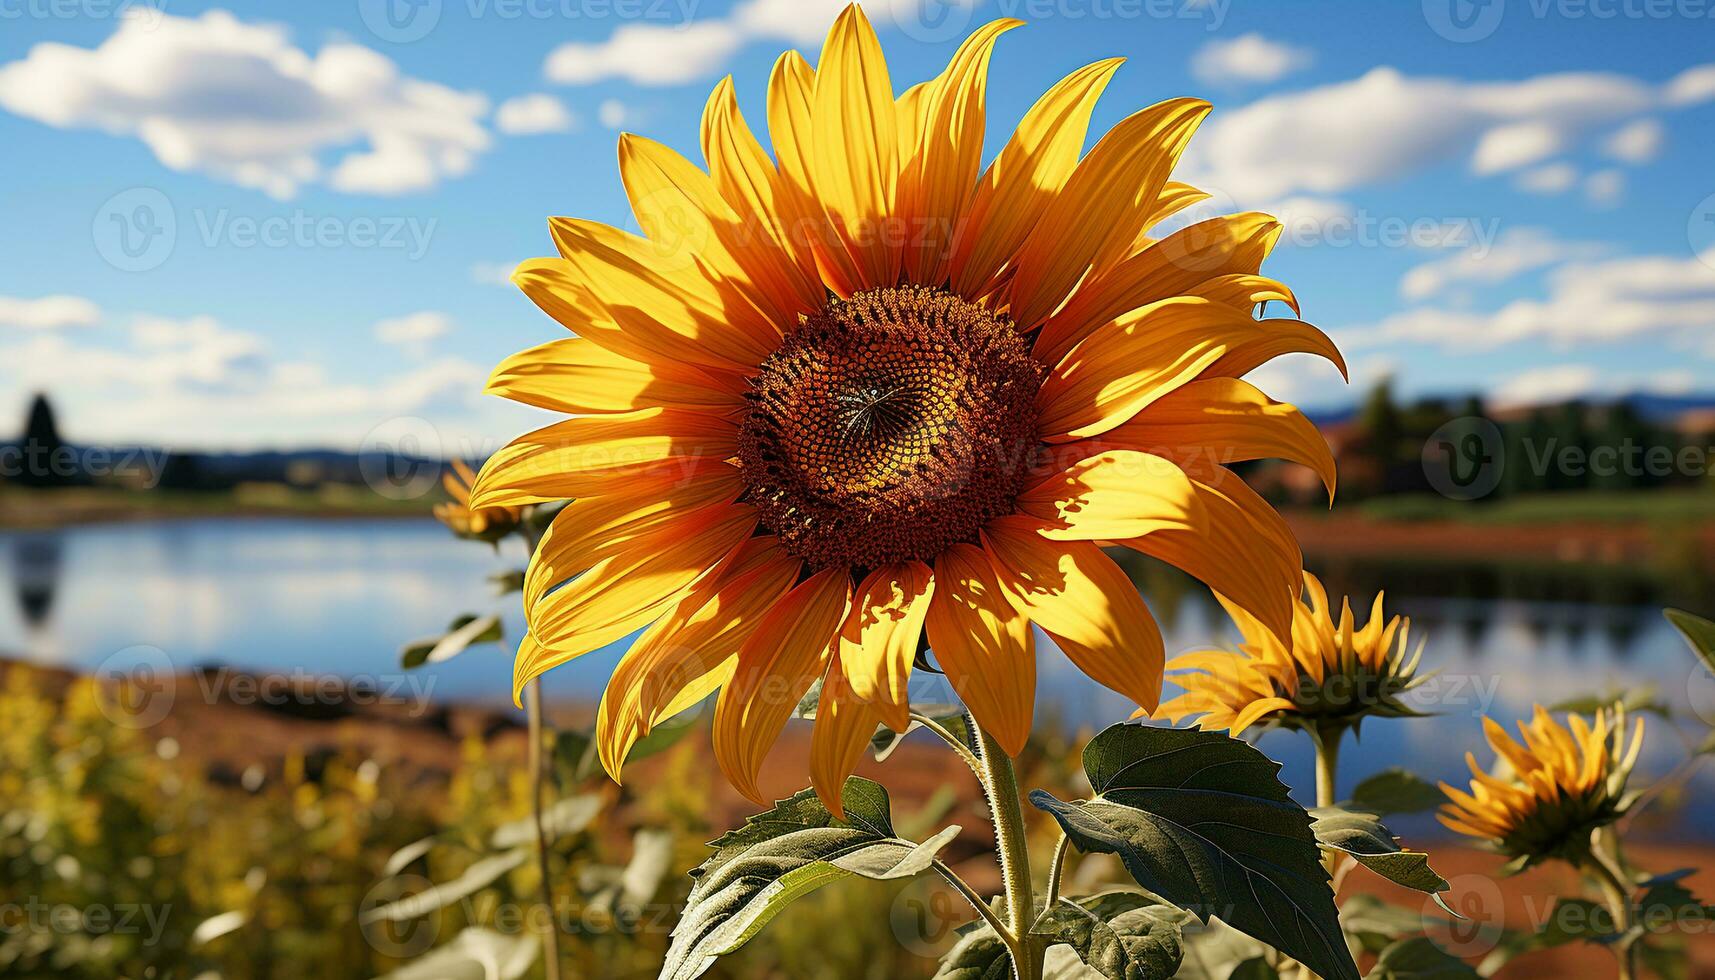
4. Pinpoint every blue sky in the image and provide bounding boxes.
[2,0,1712,452]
